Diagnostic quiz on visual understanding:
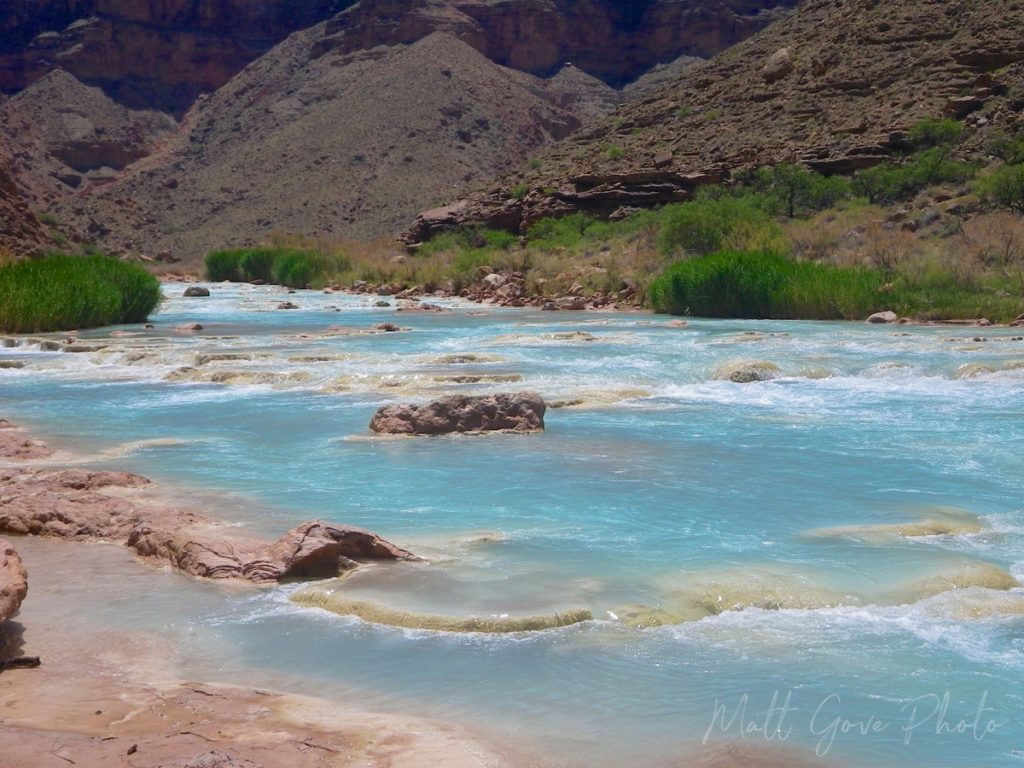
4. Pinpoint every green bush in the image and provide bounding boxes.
[0,254,161,333]
[658,194,777,256]
[649,250,888,320]
[853,149,976,204]
[745,164,853,217]
[908,118,963,149]
[990,133,1024,165]
[975,164,1024,214]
